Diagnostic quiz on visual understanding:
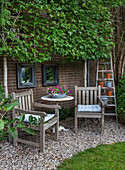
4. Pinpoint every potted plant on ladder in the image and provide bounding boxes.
[107,87,113,96]
[98,79,105,87]
[105,70,112,79]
